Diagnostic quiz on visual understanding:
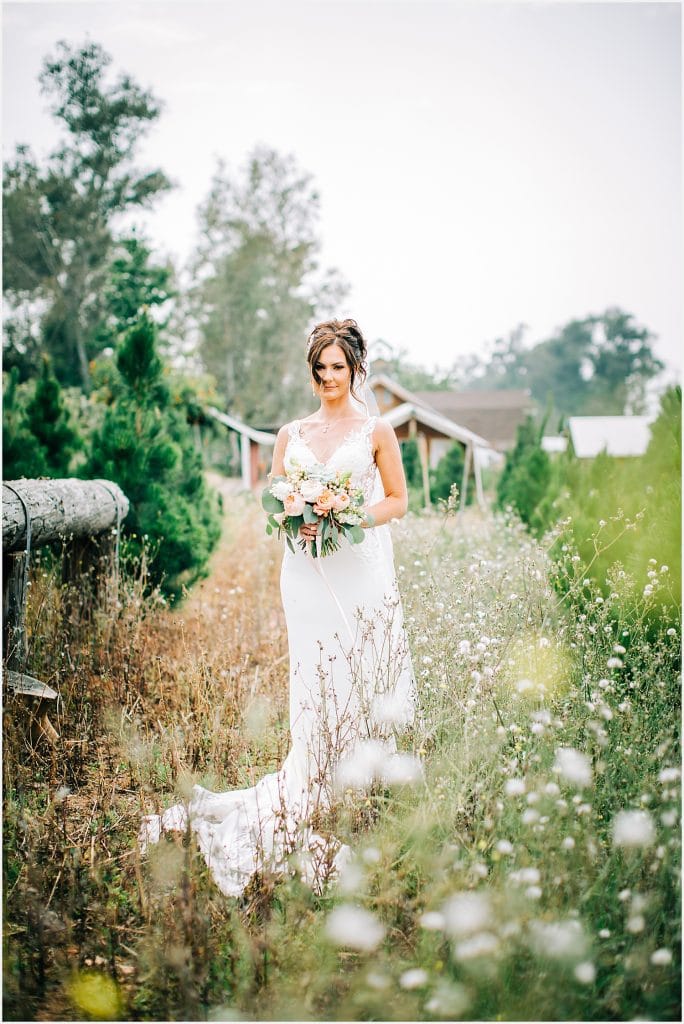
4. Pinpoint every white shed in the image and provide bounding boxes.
[568,416,654,459]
